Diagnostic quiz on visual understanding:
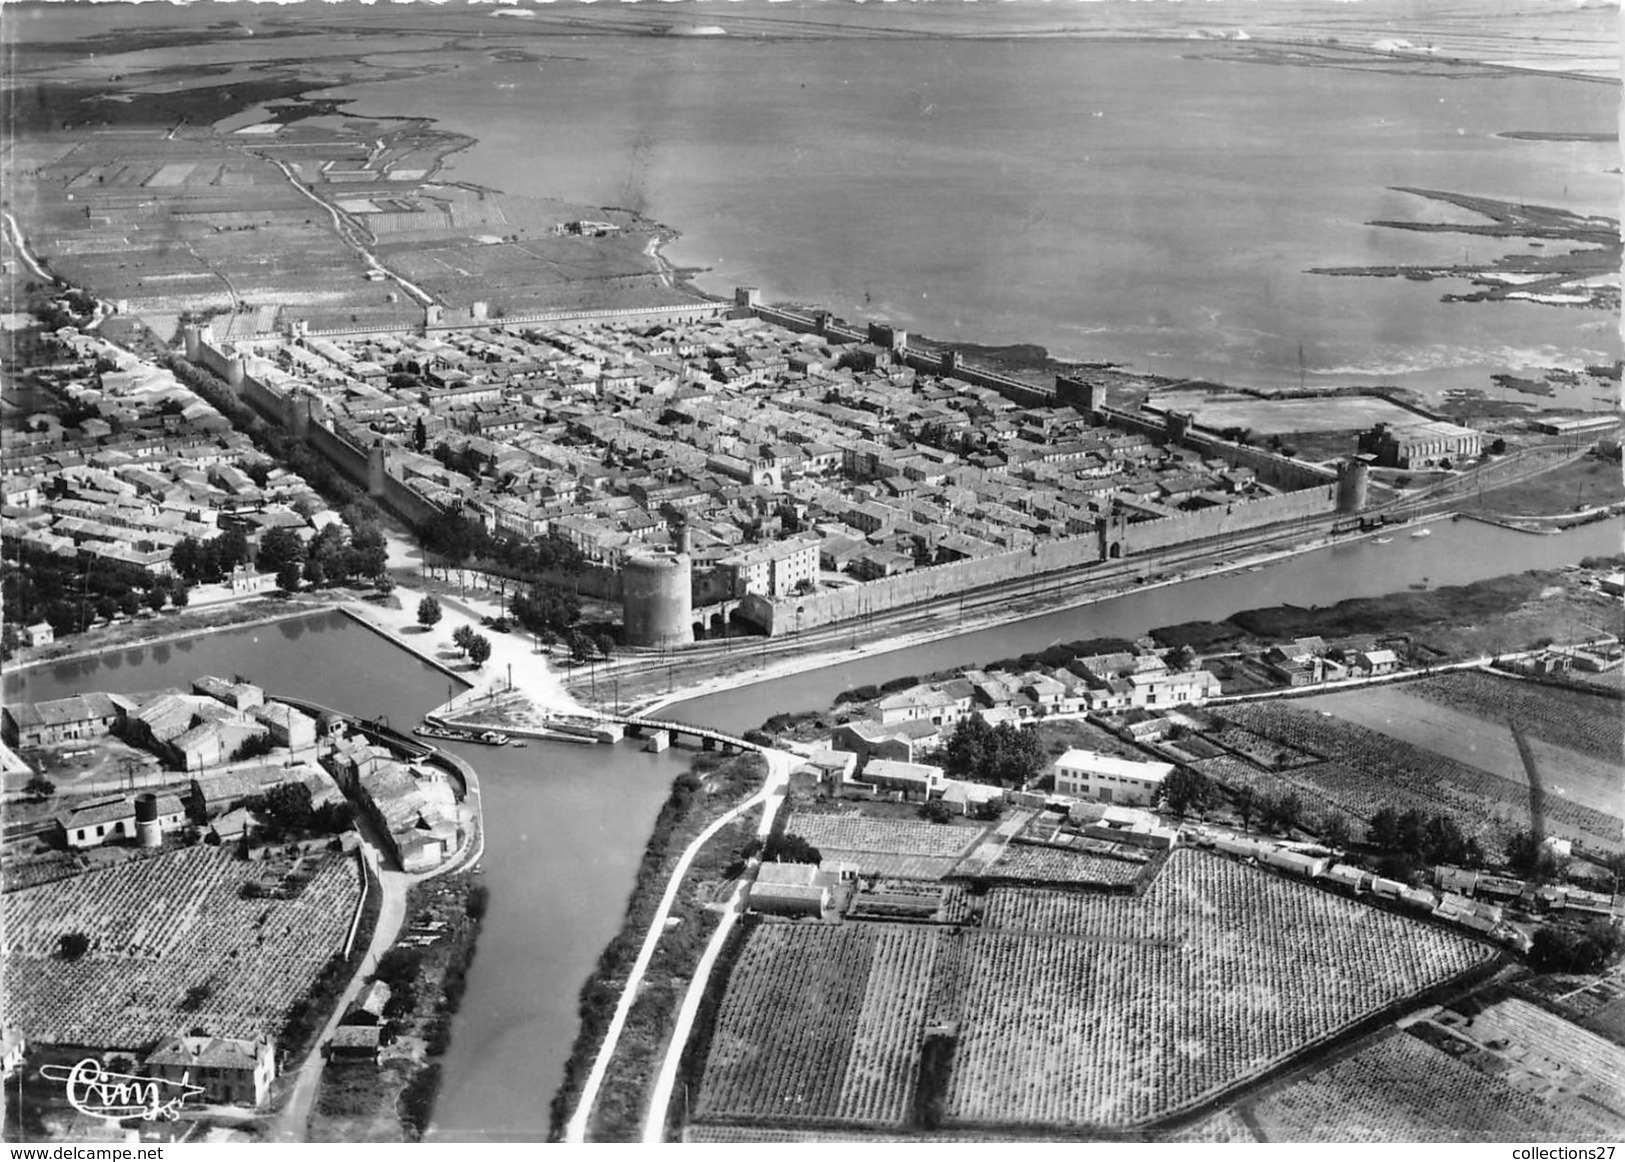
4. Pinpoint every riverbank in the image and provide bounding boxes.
[309,873,489,1143]
[3,597,338,676]
[338,581,583,724]
[618,518,1414,717]
[548,749,769,1141]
